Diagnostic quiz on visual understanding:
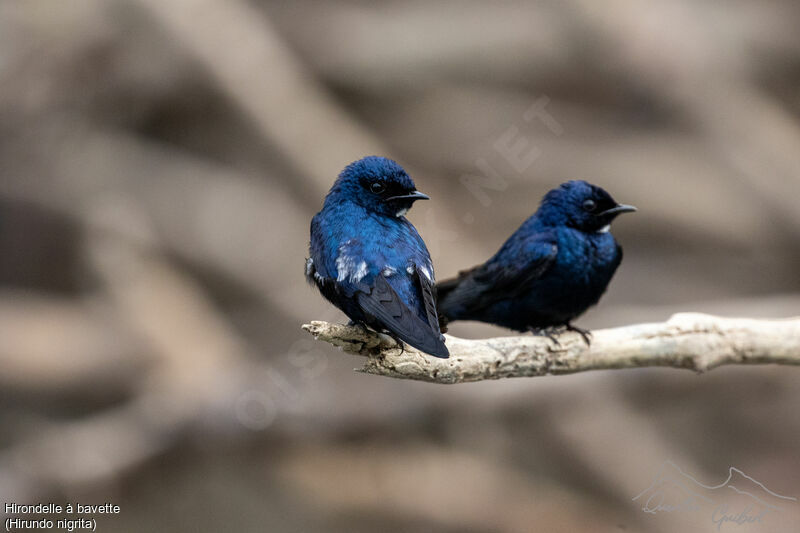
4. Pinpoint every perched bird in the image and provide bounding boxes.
[436,180,636,343]
[306,156,449,358]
